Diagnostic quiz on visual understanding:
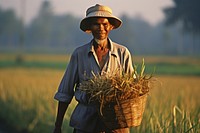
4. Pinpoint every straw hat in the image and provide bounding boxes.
[80,4,122,32]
